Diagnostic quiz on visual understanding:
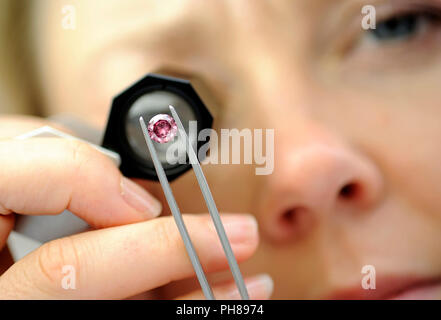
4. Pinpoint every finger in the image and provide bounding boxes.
[0,214,258,299]
[175,274,274,300]
[0,215,15,275]
[0,138,161,227]
[0,246,14,275]
[0,215,14,250]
